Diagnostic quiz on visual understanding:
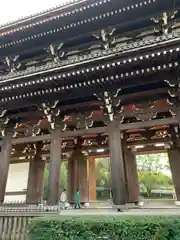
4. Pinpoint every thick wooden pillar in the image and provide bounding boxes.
[88,157,96,202]
[26,142,45,204]
[68,148,88,203]
[108,121,126,207]
[168,148,180,200]
[68,152,74,203]
[0,133,12,203]
[48,130,62,205]
[123,144,140,203]
[79,155,88,203]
